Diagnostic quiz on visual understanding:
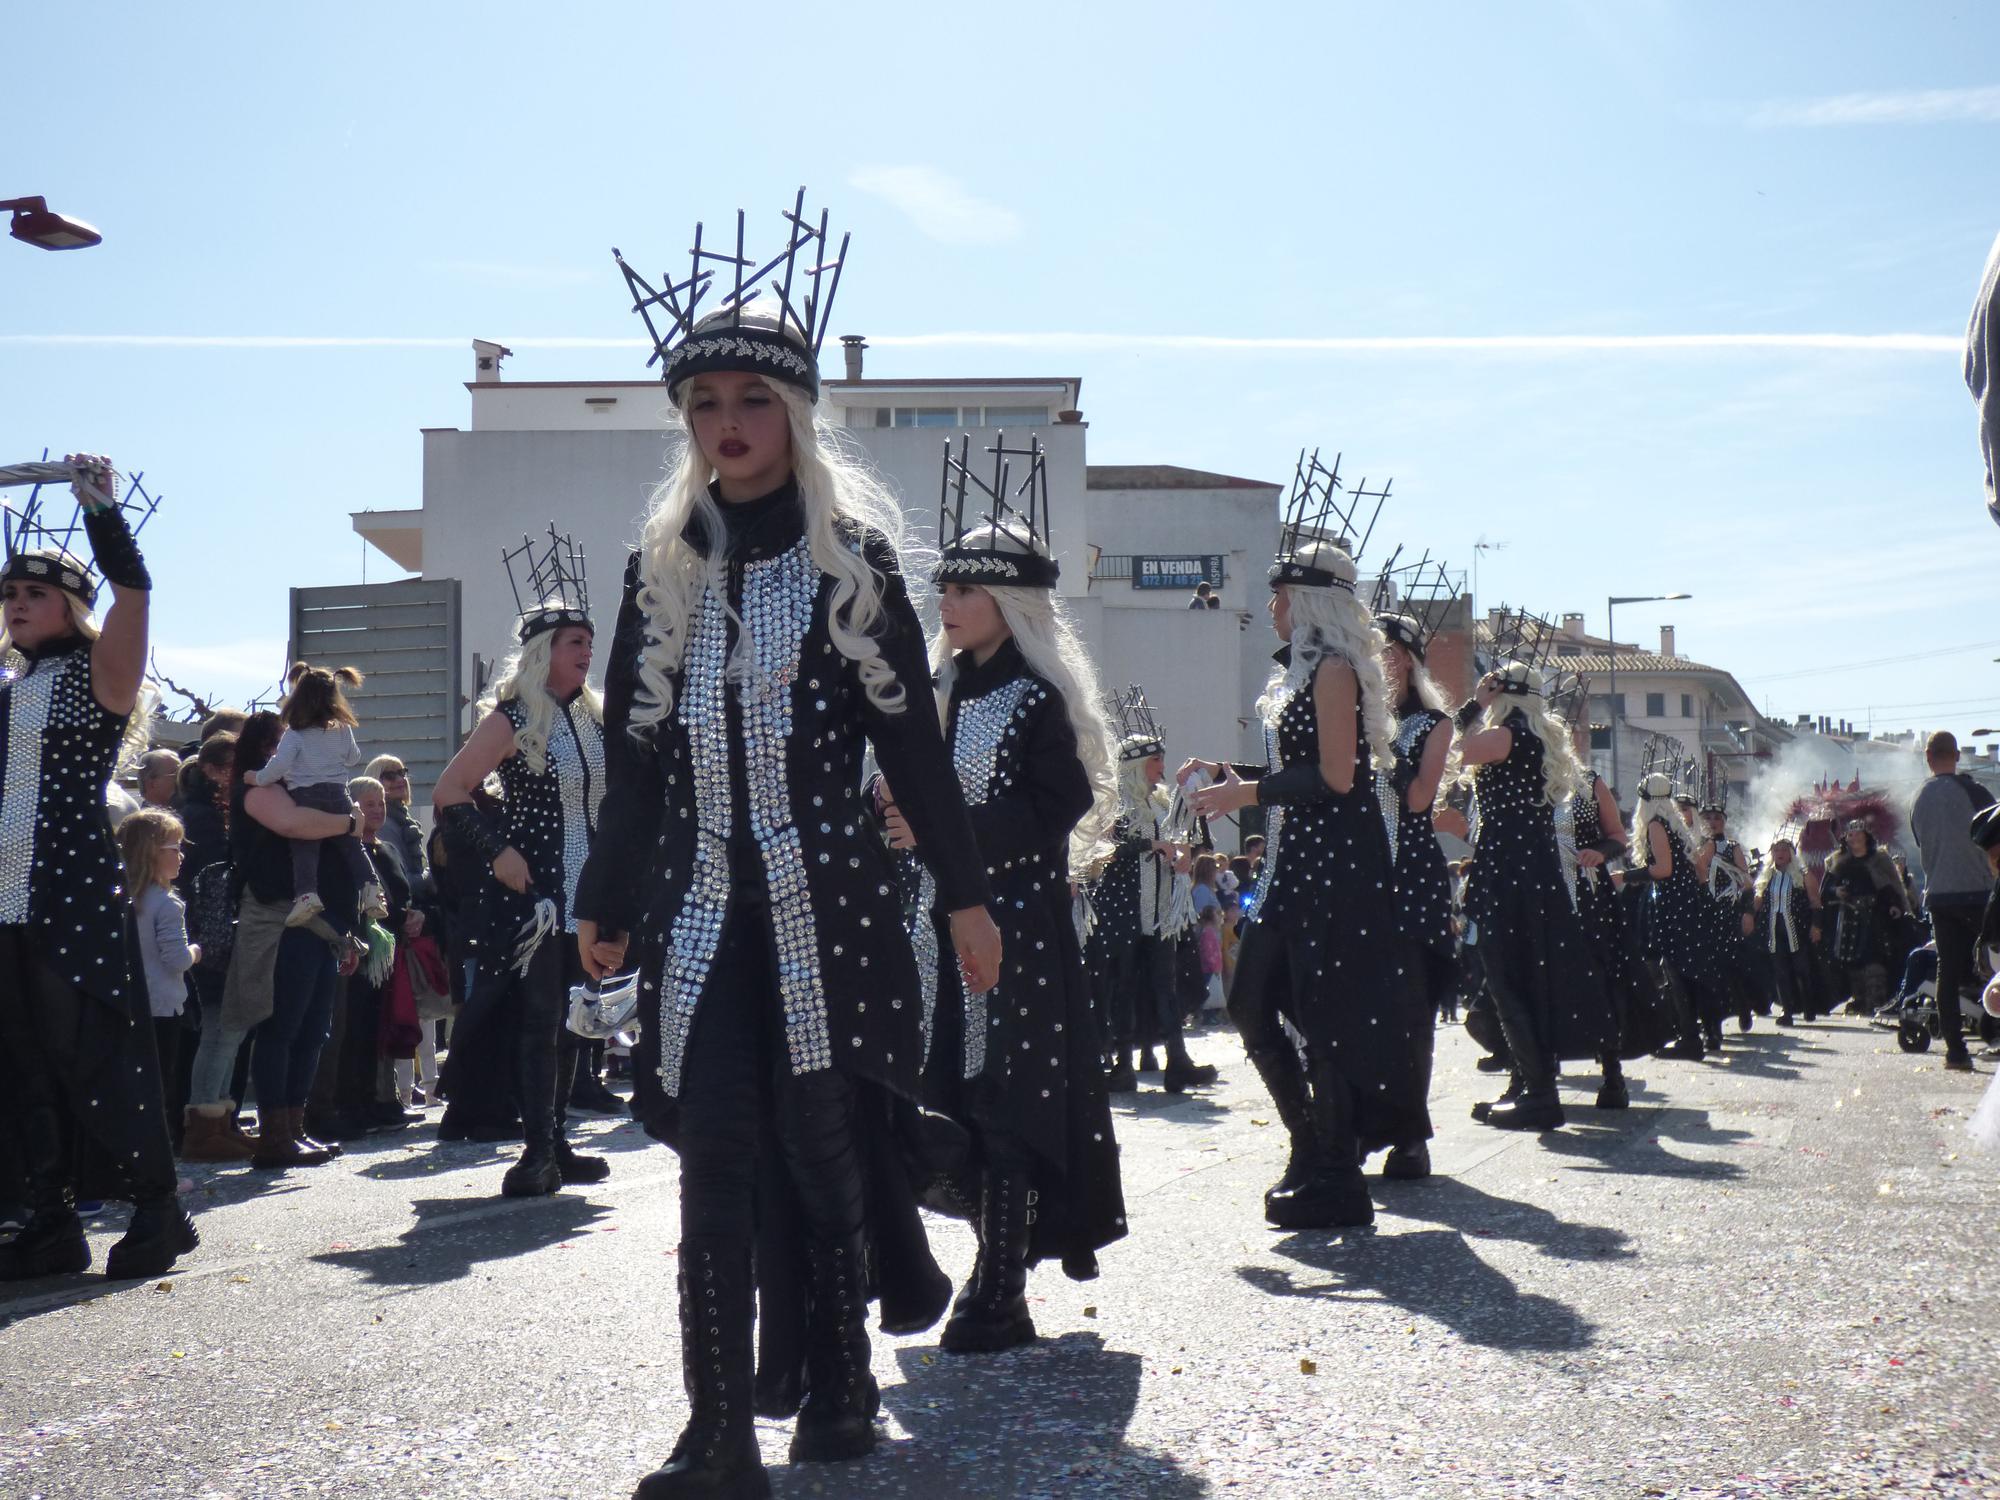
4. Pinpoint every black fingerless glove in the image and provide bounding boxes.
[437,801,508,864]
[1255,763,1336,807]
[1454,698,1481,731]
[83,506,150,591]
